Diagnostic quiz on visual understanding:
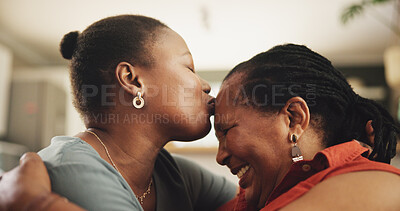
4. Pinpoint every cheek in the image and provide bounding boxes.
[156,76,199,109]
[174,74,202,104]
[226,130,255,158]
[227,128,278,168]
[187,86,208,120]
[183,80,203,105]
